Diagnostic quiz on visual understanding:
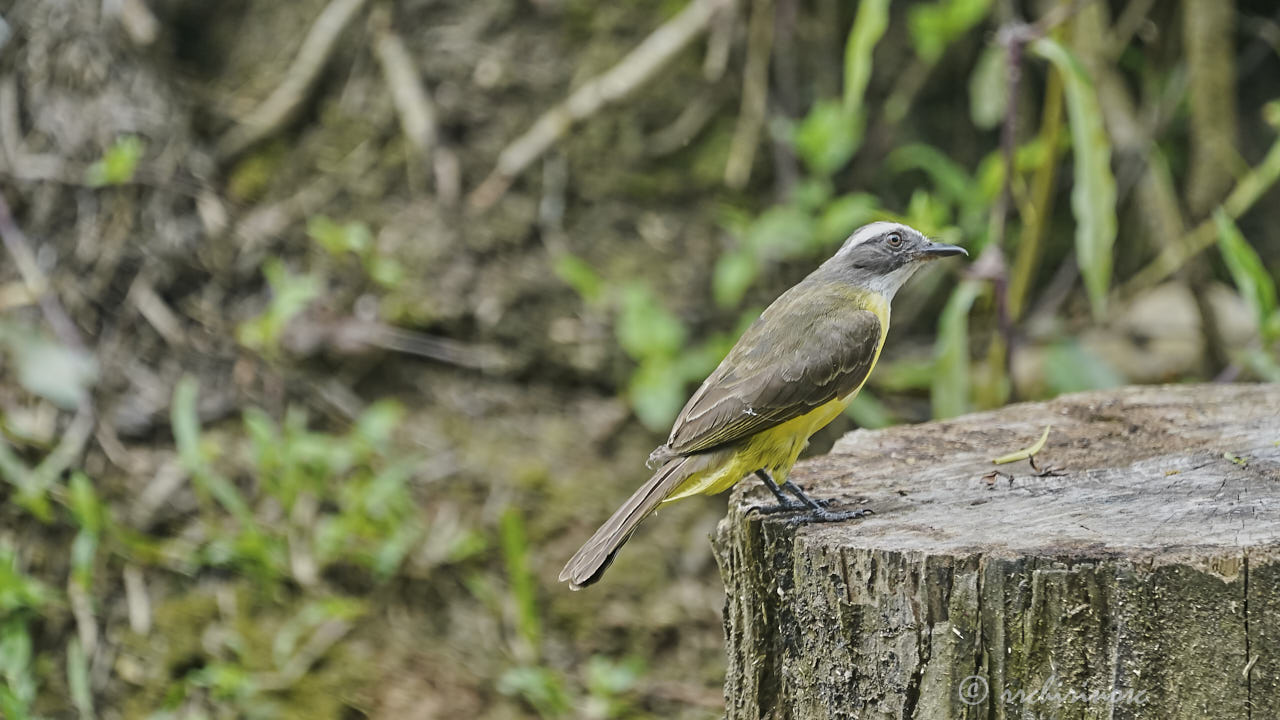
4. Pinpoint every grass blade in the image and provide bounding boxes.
[1213,209,1277,340]
[843,0,890,116]
[1032,38,1116,321]
[993,425,1051,465]
[932,279,982,418]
